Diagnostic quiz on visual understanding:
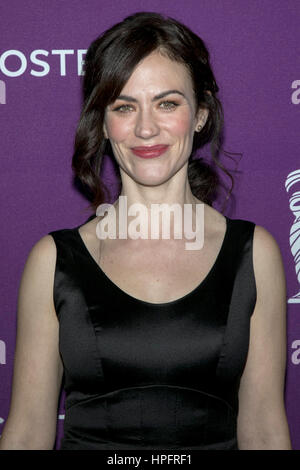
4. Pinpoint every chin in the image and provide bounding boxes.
[132,166,173,183]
